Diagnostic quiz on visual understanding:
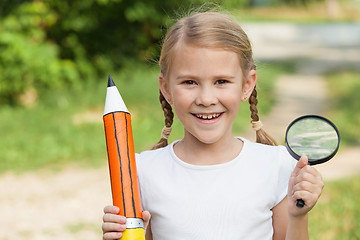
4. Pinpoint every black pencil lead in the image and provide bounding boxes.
[108,74,116,87]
